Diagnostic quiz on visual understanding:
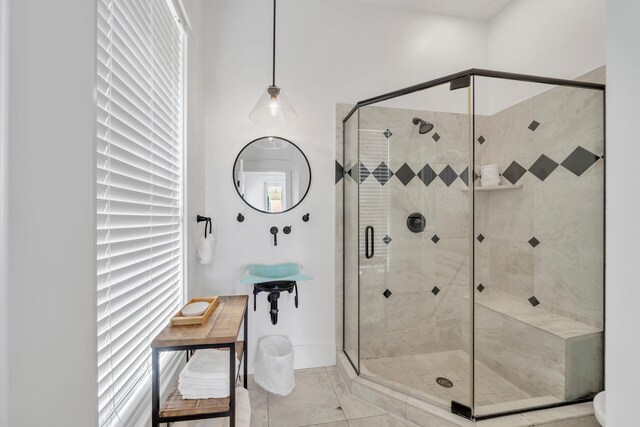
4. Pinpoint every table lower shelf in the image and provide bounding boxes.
[159,341,244,419]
